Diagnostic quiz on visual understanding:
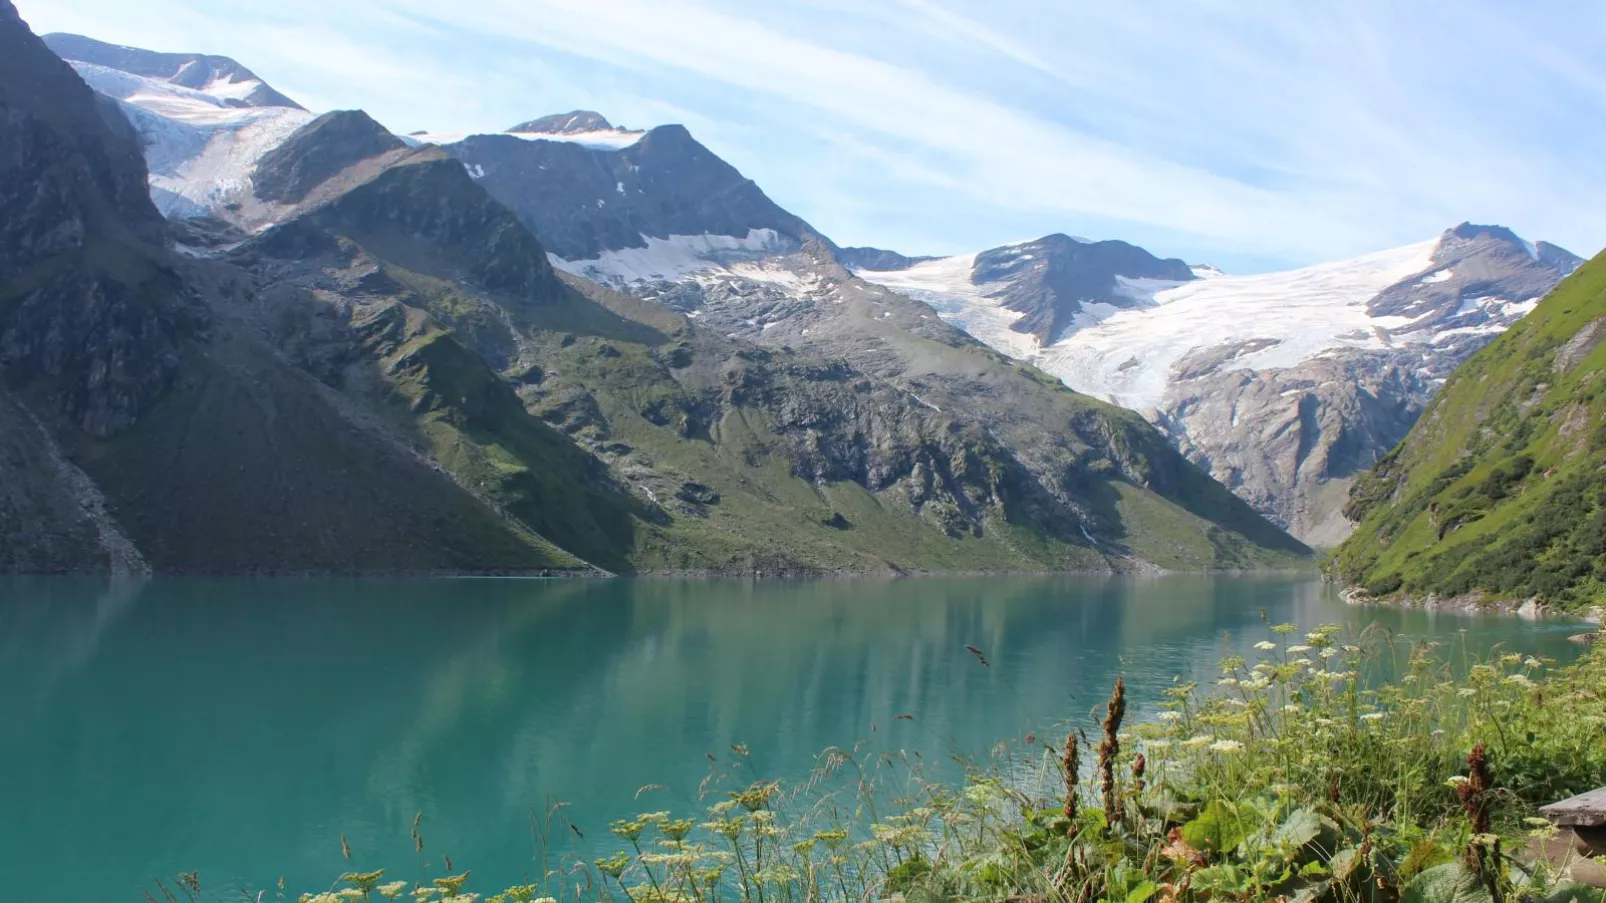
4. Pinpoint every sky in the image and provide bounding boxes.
[16,0,1606,273]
